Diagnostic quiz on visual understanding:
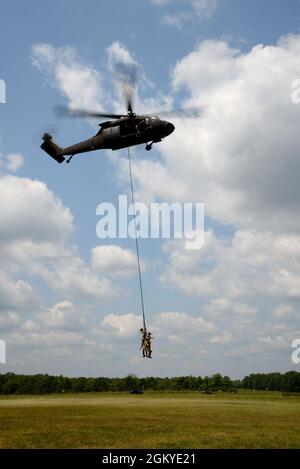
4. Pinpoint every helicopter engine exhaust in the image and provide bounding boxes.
[41,133,65,164]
